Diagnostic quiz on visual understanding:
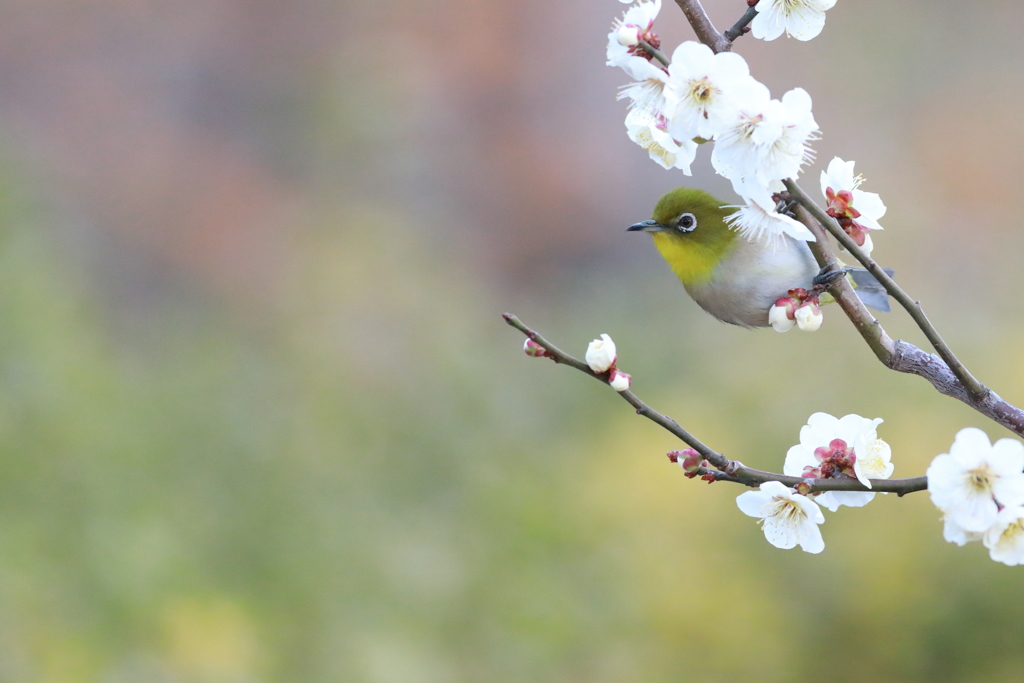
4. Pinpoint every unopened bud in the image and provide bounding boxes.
[795,481,812,496]
[768,297,796,333]
[679,449,702,473]
[523,338,549,357]
[795,302,823,332]
[616,24,641,47]
[609,369,632,392]
[585,333,617,373]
